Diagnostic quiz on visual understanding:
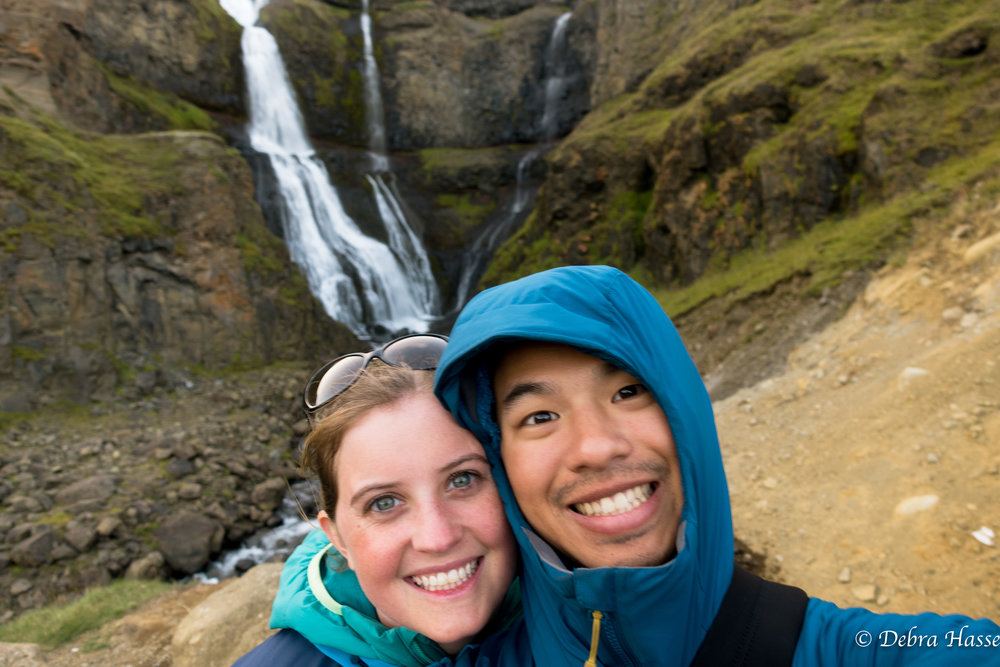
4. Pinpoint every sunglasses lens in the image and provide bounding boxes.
[306,354,366,410]
[381,334,448,370]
